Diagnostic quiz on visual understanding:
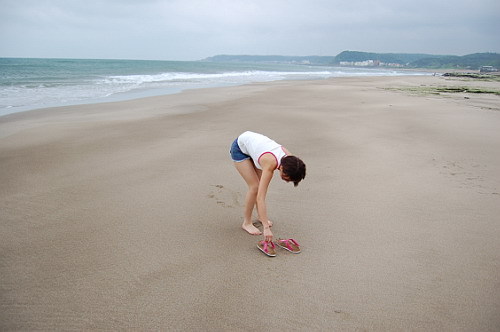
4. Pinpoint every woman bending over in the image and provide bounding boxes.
[229,131,306,244]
